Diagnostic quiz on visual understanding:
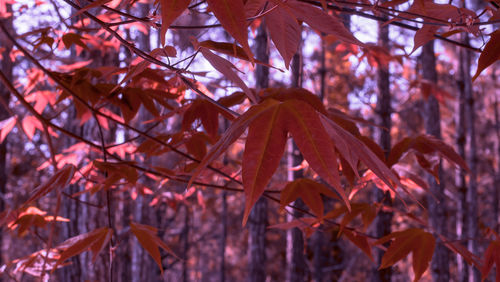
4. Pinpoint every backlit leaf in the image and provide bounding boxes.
[188,98,281,188]
[412,231,435,281]
[268,217,318,238]
[374,228,435,281]
[22,115,42,141]
[280,178,340,219]
[130,222,178,274]
[481,239,500,281]
[286,0,364,46]
[320,115,400,195]
[160,0,191,46]
[264,4,301,69]
[342,229,374,261]
[410,25,439,55]
[472,29,500,81]
[325,203,377,233]
[199,47,257,103]
[9,207,69,237]
[242,102,286,225]
[388,135,468,171]
[244,0,266,17]
[282,99,349,209]
[24,164,76,207]
[206,0,254,61]
[56,227,113,267]
[0,116,16,143]
[62,33,88,50]
[199,40,279,70]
